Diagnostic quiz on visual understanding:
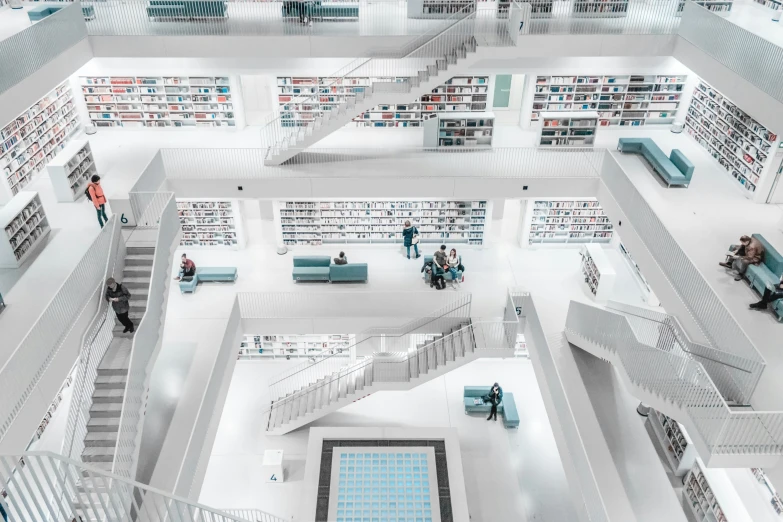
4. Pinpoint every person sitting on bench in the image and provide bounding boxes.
[174,253,196,281]
[750,275,783,311]
[719,235,764,281]
[333,251,348,265]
